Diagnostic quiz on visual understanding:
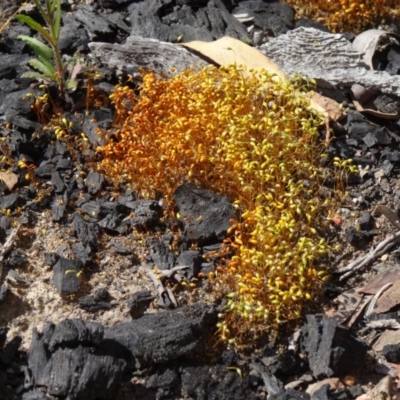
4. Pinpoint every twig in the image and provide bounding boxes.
[337,230,400,281]
[0,224,21,281]
[139,265,189,308]
[364,282,393,317]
